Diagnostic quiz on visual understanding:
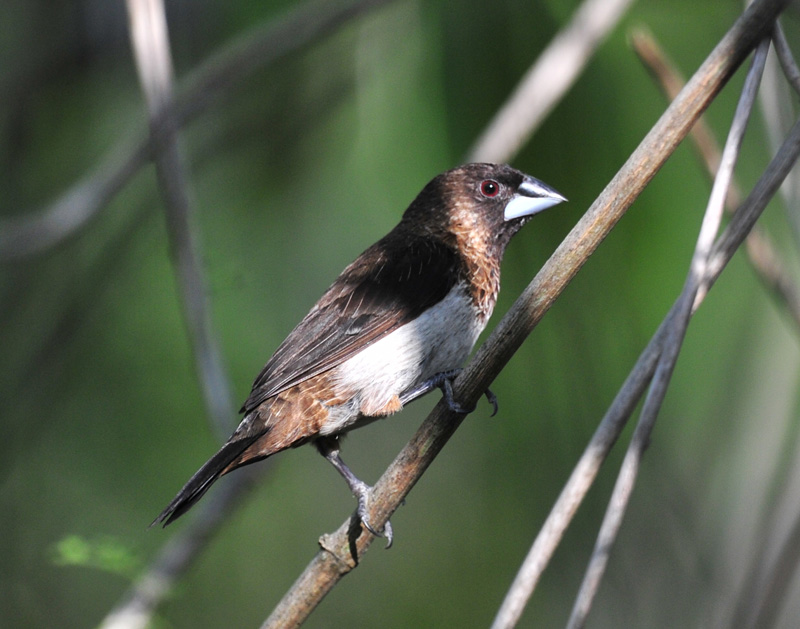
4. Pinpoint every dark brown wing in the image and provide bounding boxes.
[240,234,461,413]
